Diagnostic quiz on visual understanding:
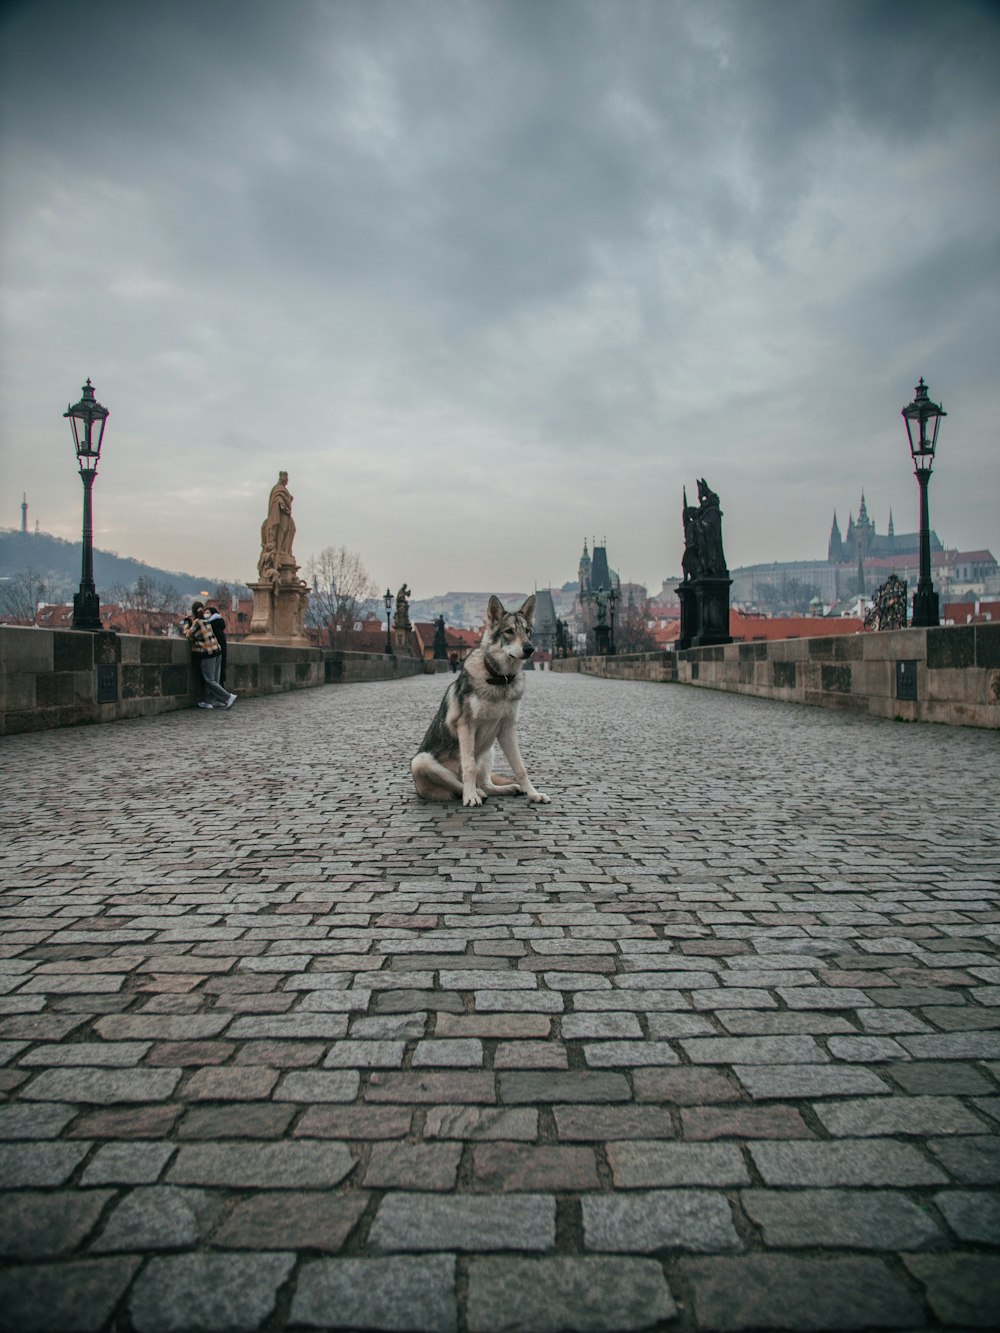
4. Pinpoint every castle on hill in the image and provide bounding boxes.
[730,490,995,614]
[827,492,941,564]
